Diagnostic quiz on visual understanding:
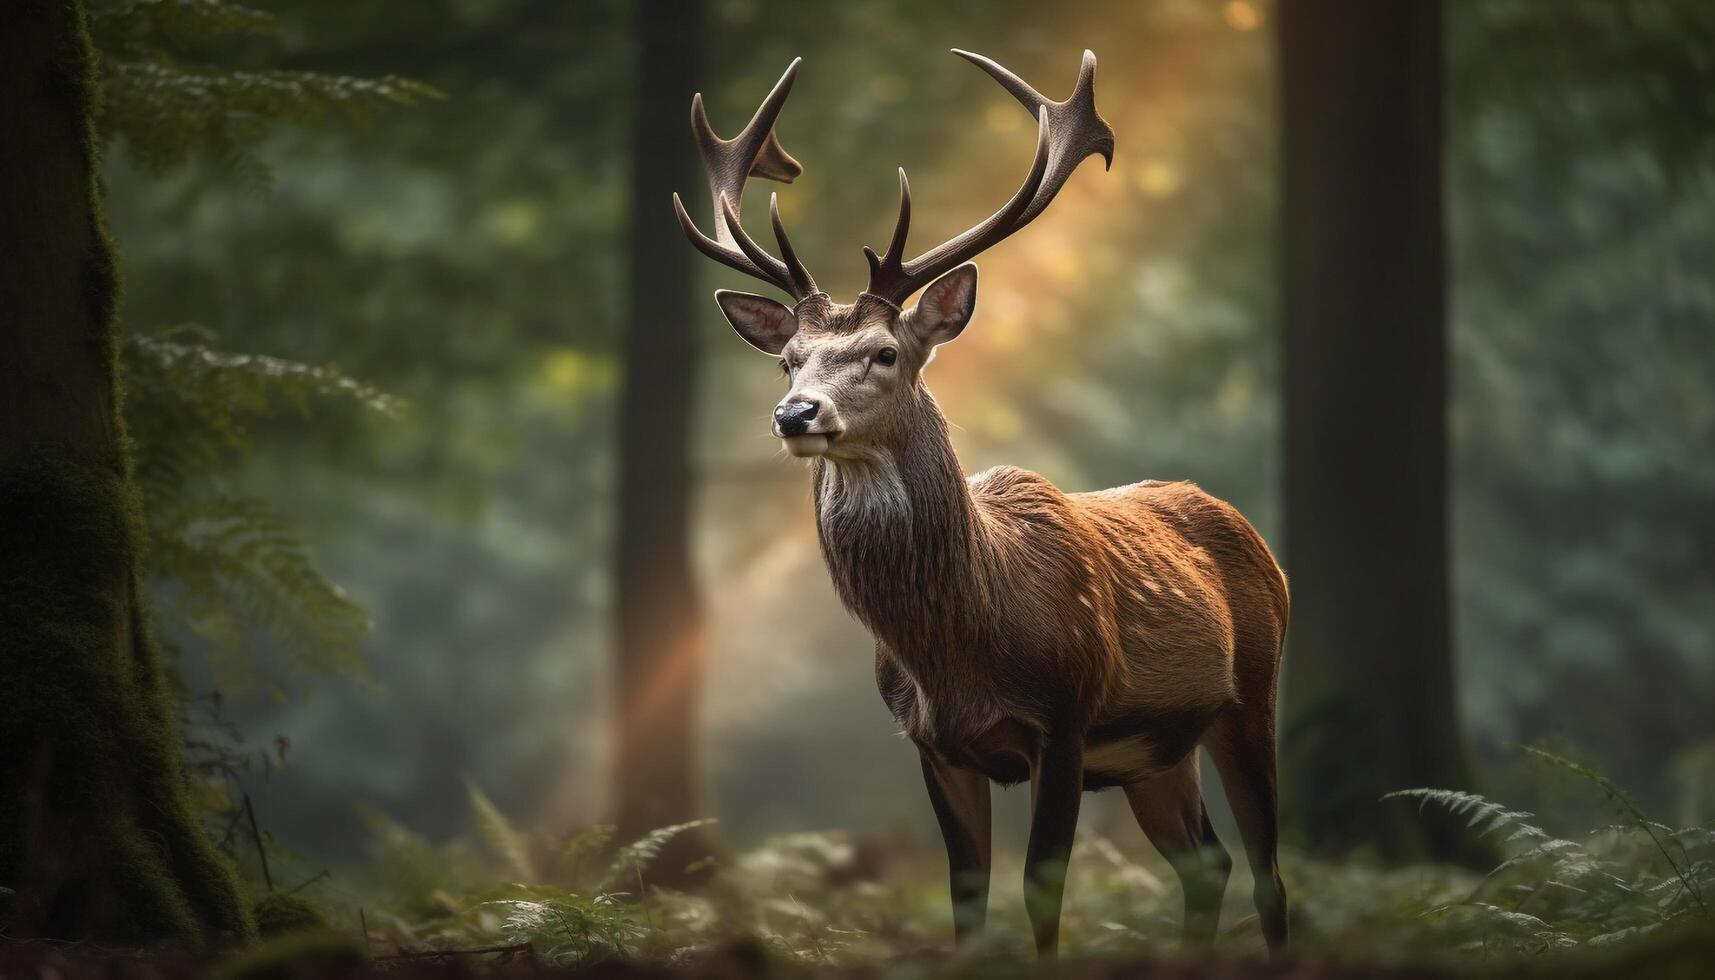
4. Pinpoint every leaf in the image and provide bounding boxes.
[123,328,397,694]
[1492,837,1586,875]
[467,778,537,882]
[604,820,717,890]
[87,0,440,186]
[1524,746,1710,914]
[557,825,616,886]
[1383,788,1550,842]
